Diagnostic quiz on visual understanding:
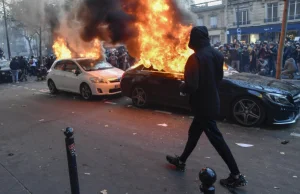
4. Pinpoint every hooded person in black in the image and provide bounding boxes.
[166,26,247,188]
